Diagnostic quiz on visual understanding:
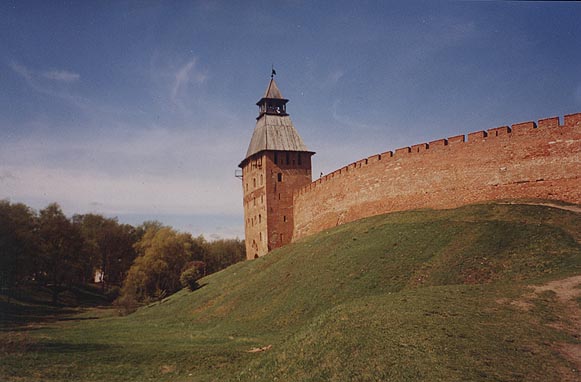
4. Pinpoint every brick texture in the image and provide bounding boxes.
[242,151,312,259]
[292,113,581,240]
